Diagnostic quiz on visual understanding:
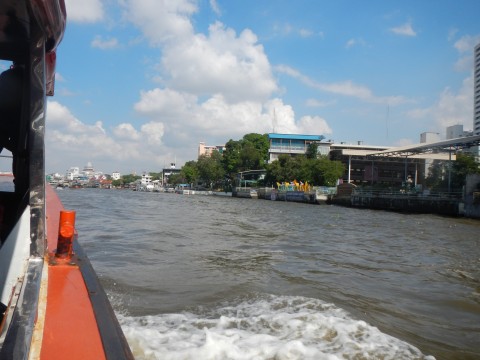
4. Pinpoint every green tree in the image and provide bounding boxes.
[121,174,140,185]
[306,142,319,159]
[181,160,199,185]
[266,154,344,187]
[197,151,225,189]
[426,153,479,190]
[242,133,269,164]
[451,152,480,188]
[149,172,162,181]
[222,133,269,180]
[222,139,242,179]
[265,154,297,184]
[425,160,447,189]
[313,156,345,186]
[112,179,122,187]
[168,173,182,185]
[240,142,263,170]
